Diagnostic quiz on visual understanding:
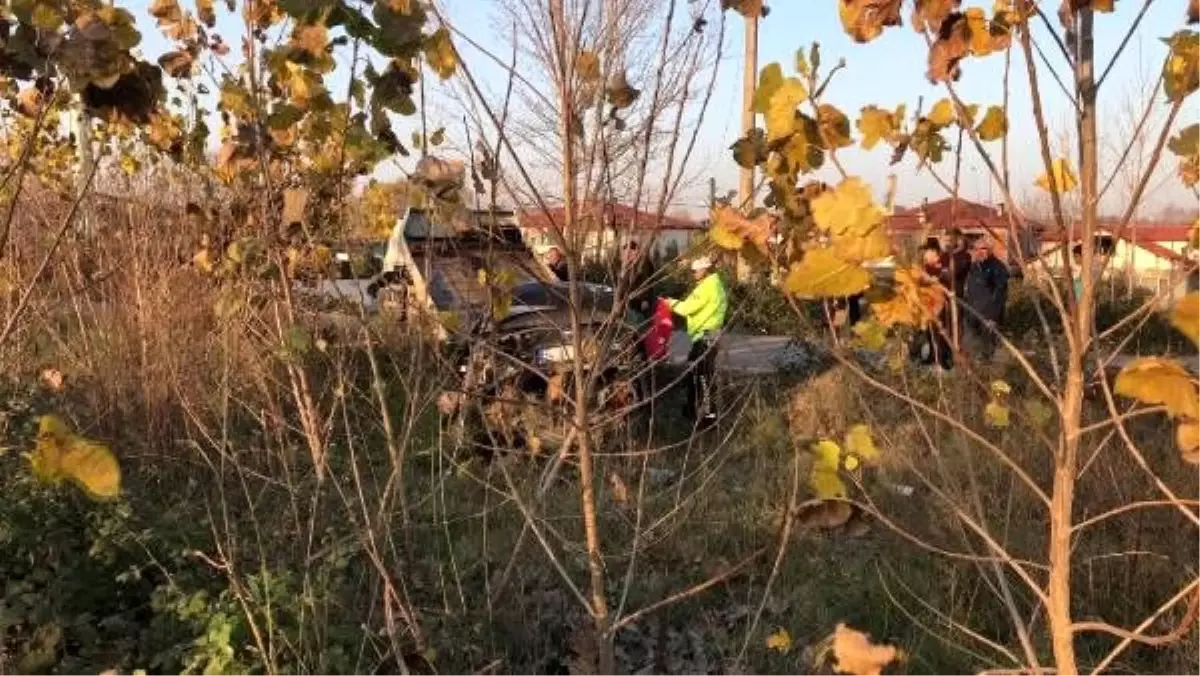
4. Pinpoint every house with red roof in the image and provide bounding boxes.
[1030,218,1198,298]
[518,201,704,261]
[883,197,1045,266]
